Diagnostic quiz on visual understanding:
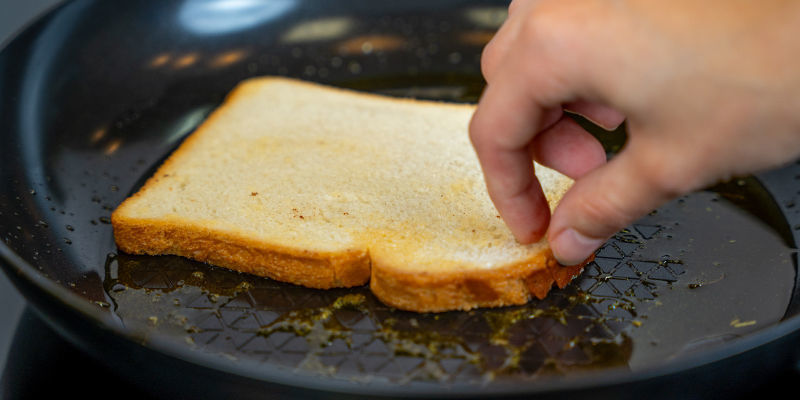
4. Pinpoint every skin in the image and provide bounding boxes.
[469,0,800,265]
